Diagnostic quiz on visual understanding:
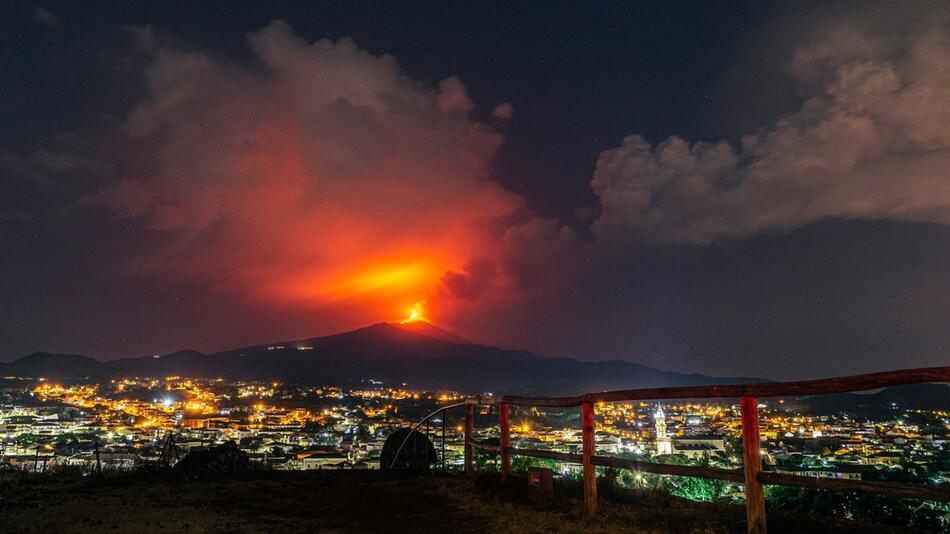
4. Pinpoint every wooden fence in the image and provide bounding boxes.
[460,366,950,534]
